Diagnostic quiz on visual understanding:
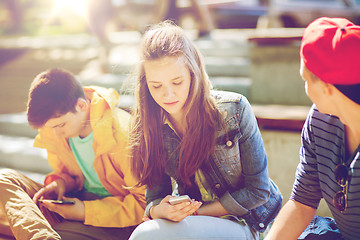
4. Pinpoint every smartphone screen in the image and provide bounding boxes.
[38,199,75,205]
[169,195,192,205]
